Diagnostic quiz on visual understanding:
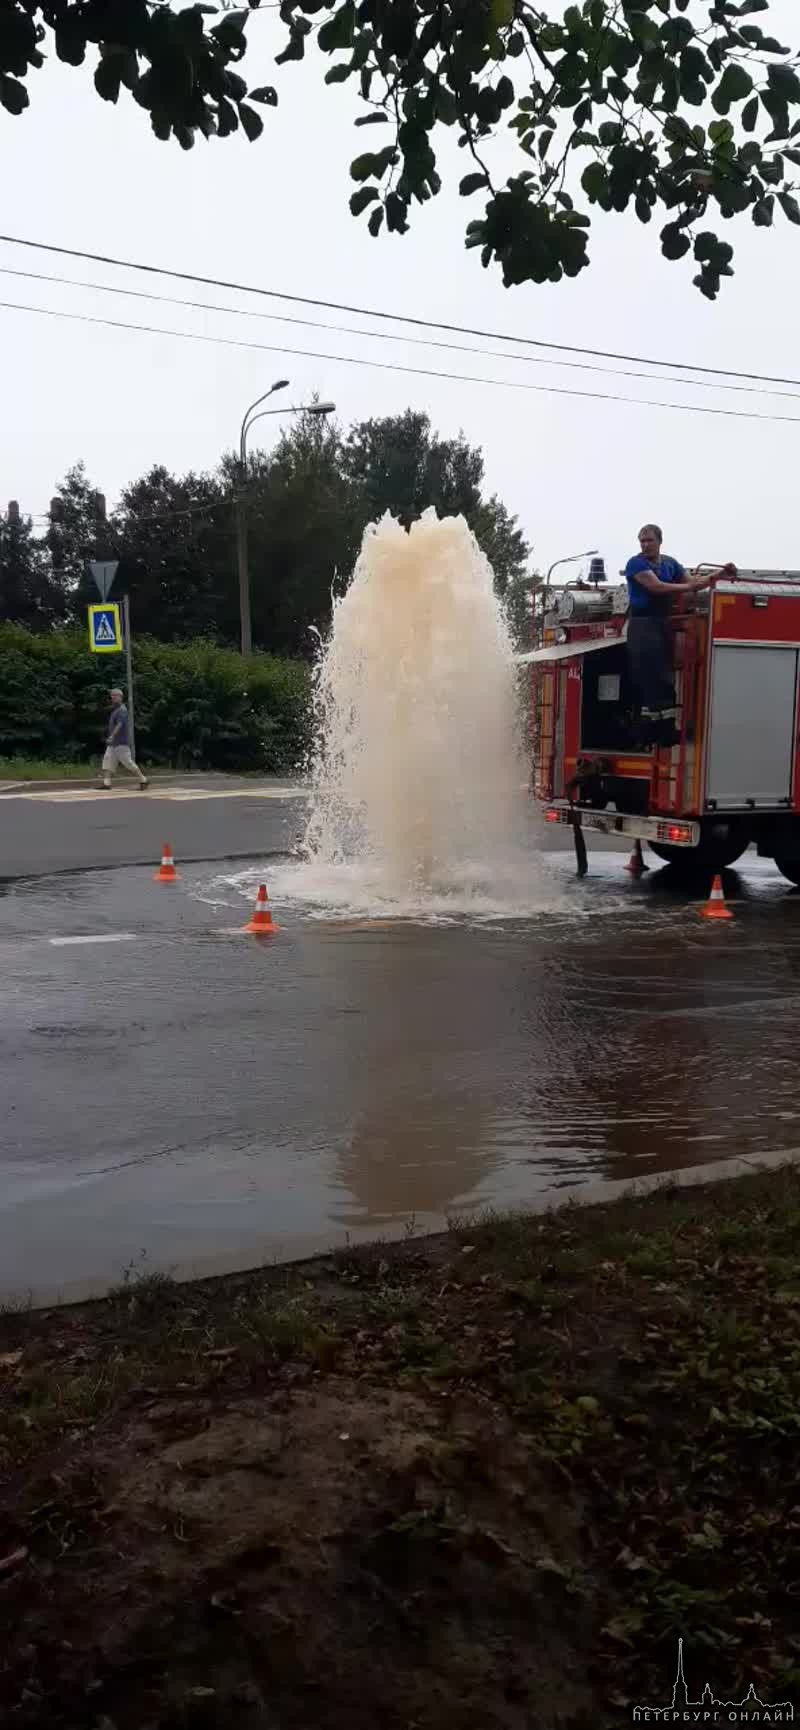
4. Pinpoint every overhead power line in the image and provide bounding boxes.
[2,295,800,426]
[0,232,797,392]
[2,264,799,404]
